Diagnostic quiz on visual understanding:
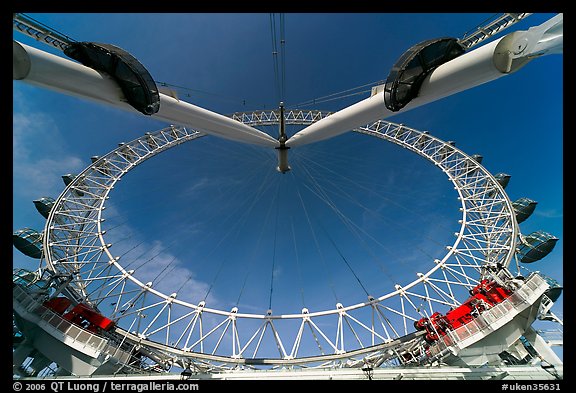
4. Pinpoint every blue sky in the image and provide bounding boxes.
[13,13,562,353]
